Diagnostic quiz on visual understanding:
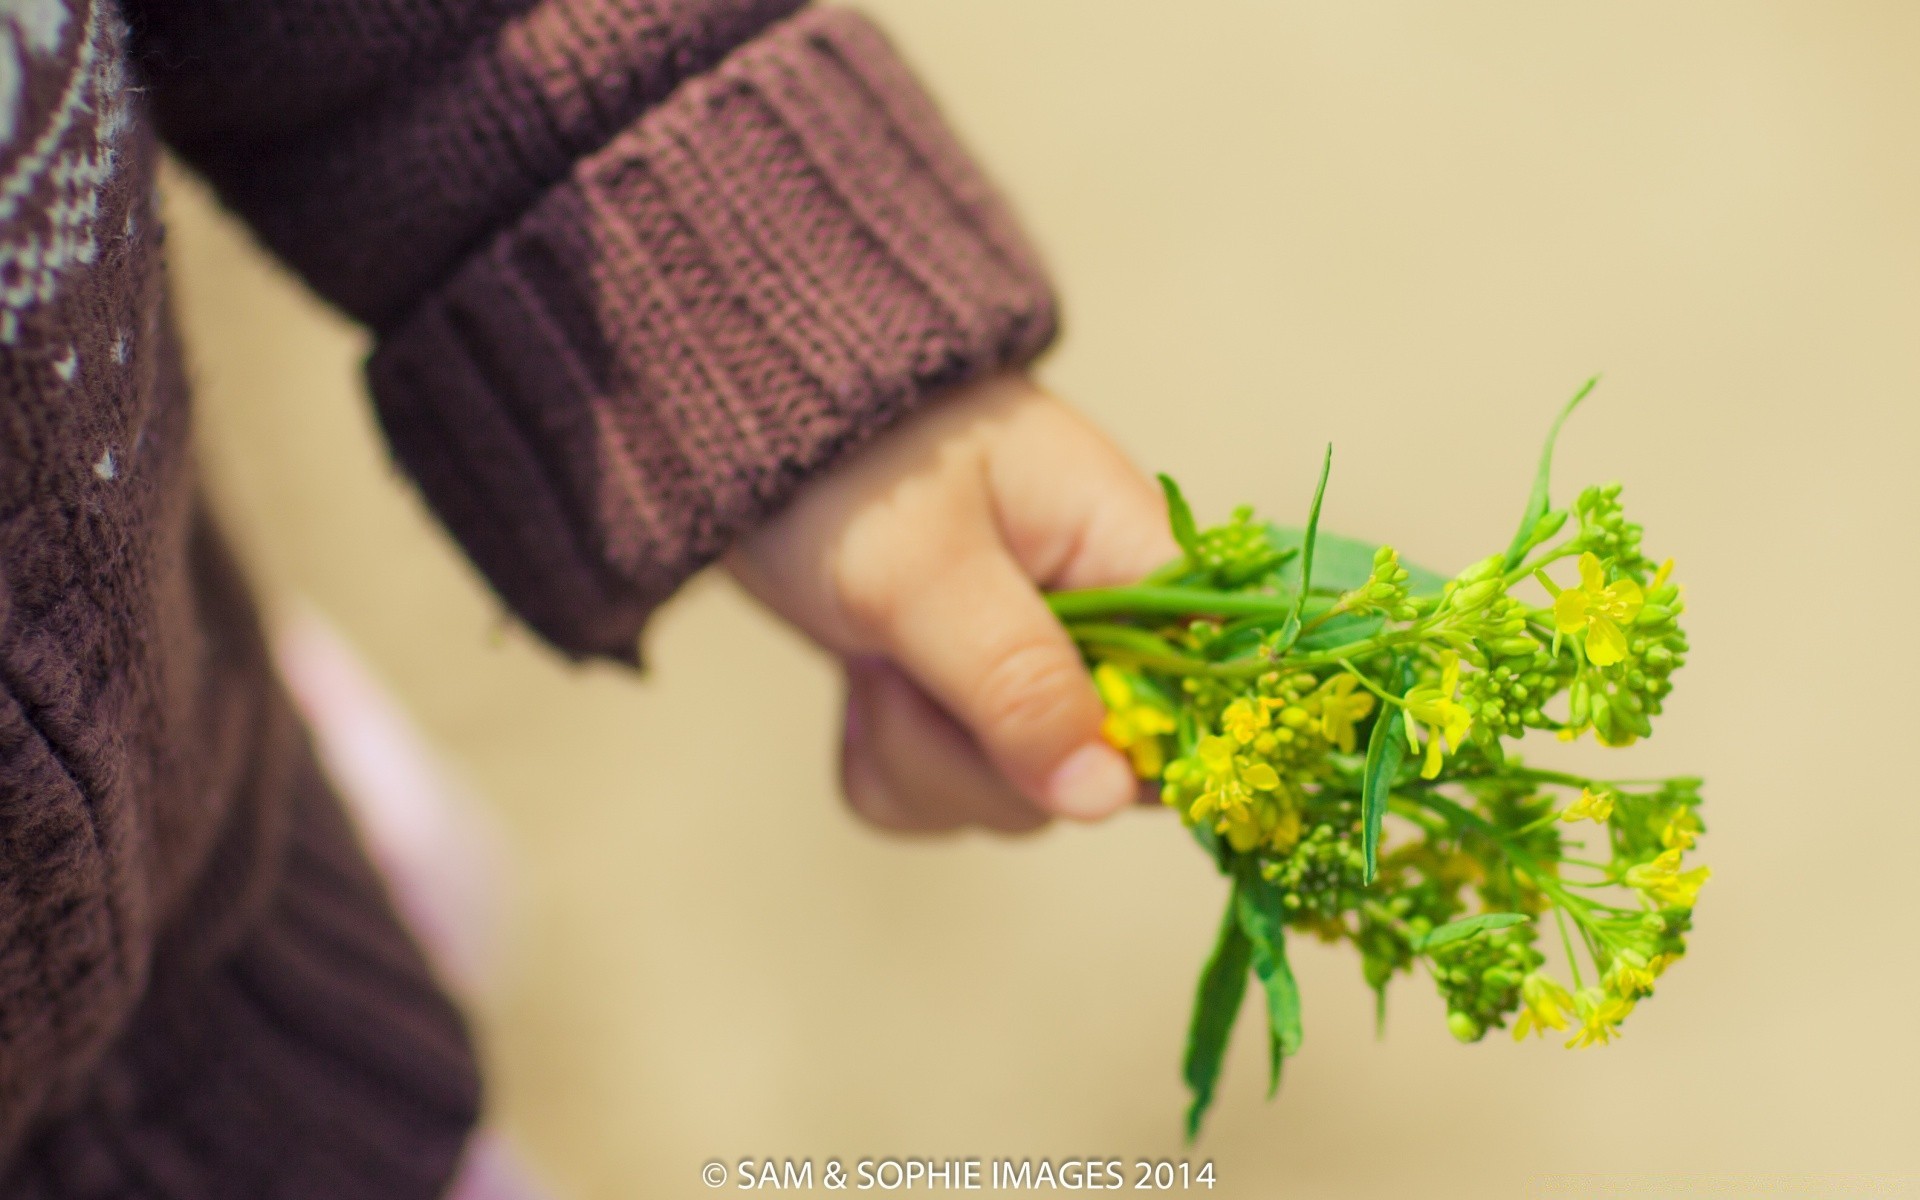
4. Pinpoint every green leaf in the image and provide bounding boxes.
[1233,867,1304,1097]
[1183,894,1253,1140]
[1277,446,1334,648]
[1359,655,1411,884]
[1414,912,1532,954]
[1266,528,1448,598]
[1160,473,1202,564]
[1502,376,1599,568]
[1289,611,1381,654]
